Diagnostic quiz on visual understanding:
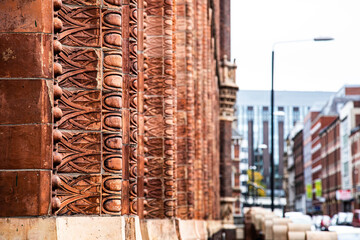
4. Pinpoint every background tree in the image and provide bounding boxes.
[247,169,267,197]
